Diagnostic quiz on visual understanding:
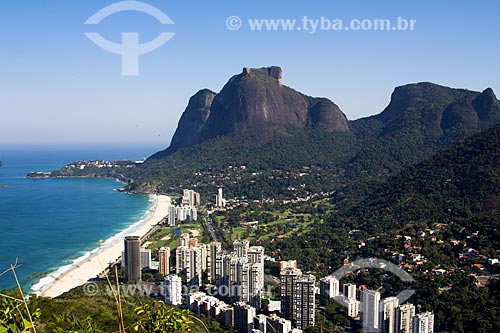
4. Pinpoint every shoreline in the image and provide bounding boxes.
[36,194,171,298]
